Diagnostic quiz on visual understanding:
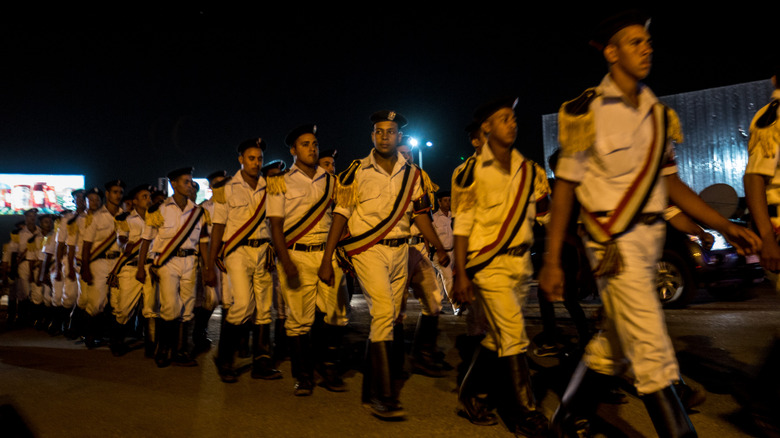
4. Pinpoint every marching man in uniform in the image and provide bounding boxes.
[317,110,450,419]
[451,97,551,437]
[204,139,281,383]
[268,124,348,396]
[136,168,209,368]
[80,180,125,348]
[538,10,761,437]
